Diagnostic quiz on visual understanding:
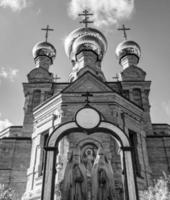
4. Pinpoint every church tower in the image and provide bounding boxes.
[0,8,169,200]
[22,12,155,200]
[22,26,56,136]
[65,26,107,82]
[116,37,153,137]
